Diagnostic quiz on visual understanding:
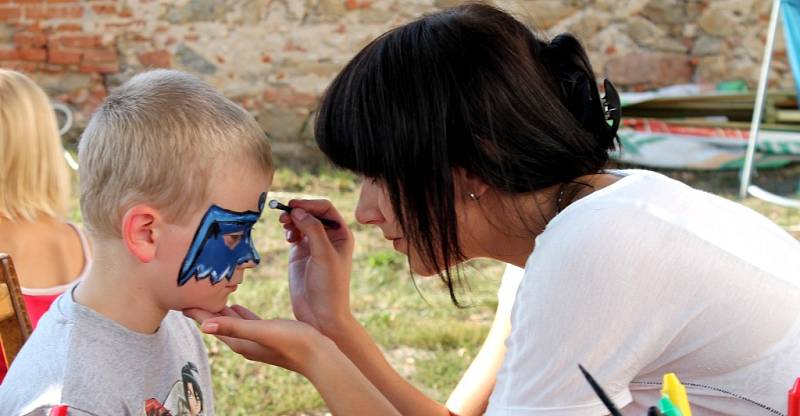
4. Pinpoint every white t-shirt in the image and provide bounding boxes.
[487,169,800,416]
